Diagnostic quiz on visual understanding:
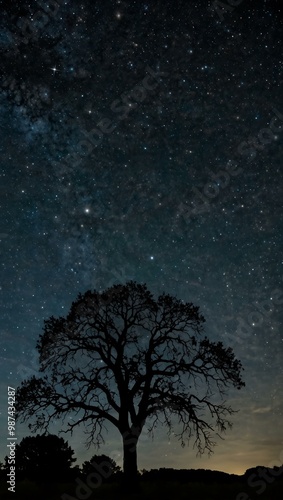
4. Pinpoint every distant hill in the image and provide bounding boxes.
[243,466,283,477]
[140,466,283,484]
